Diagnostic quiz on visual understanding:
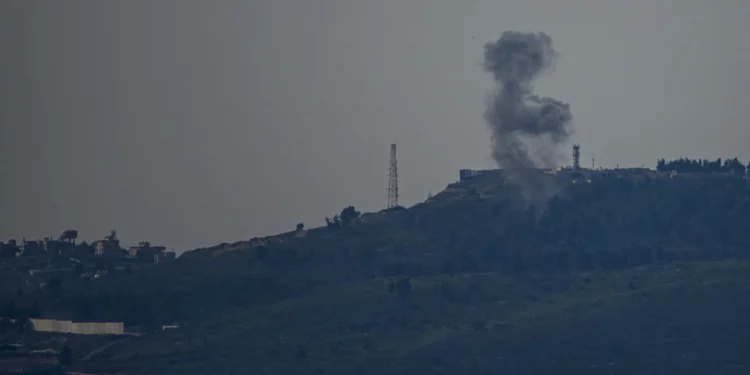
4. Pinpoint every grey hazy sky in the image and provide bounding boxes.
[2,0,749,252]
